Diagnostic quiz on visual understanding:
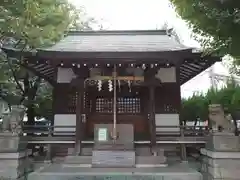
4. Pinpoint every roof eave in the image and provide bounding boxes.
[66,29,168,36]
